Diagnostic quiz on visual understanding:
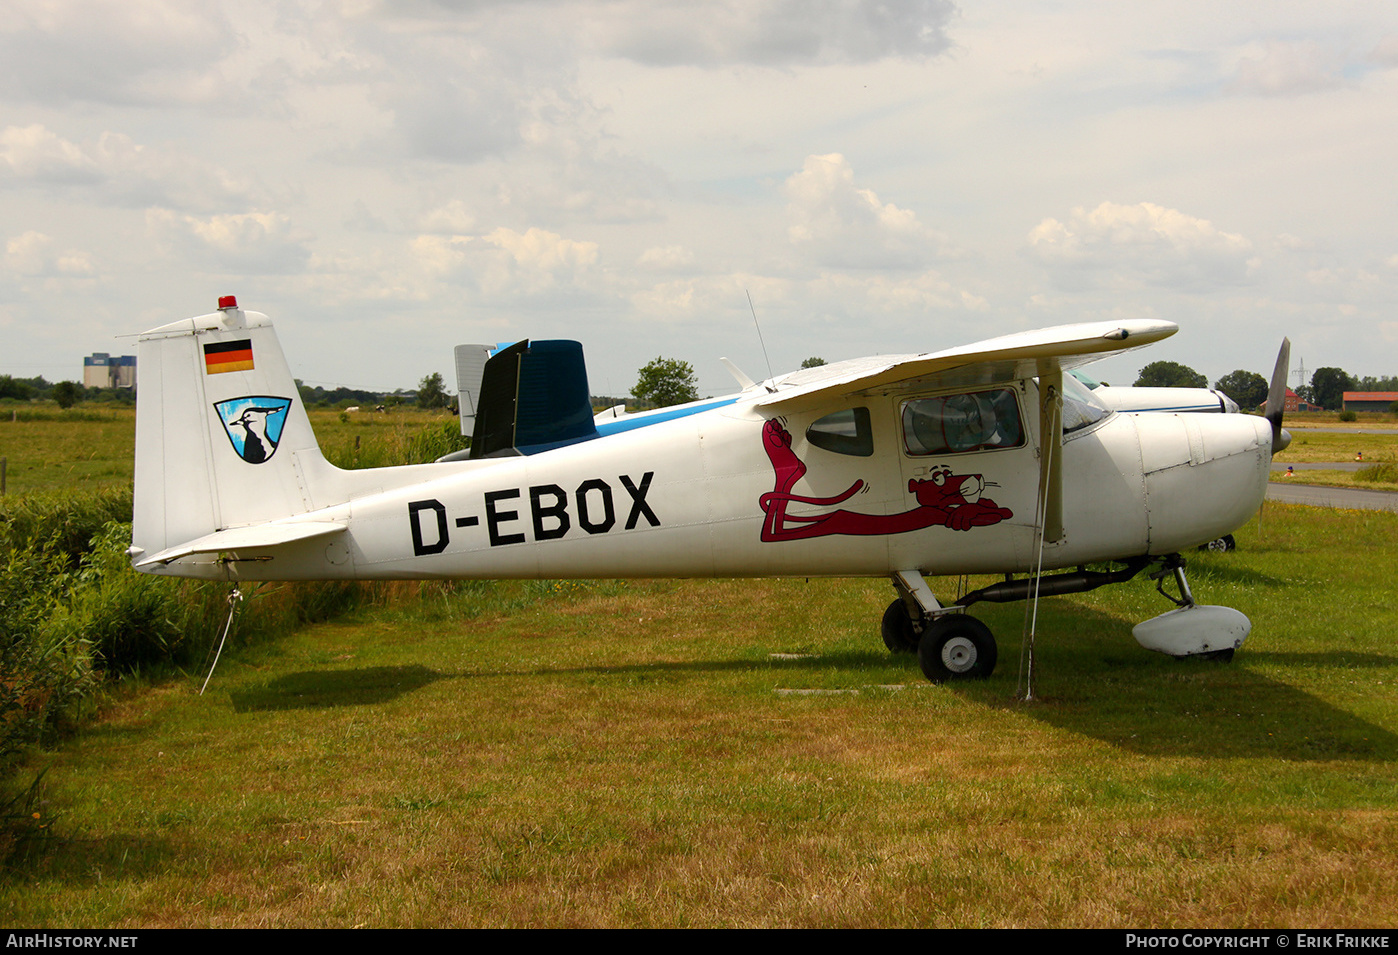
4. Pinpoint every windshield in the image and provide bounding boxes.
[1058,373,1110,434]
